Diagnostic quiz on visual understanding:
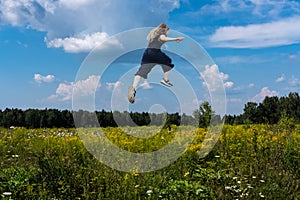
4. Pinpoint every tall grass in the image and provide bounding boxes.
[0,125,299,199]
